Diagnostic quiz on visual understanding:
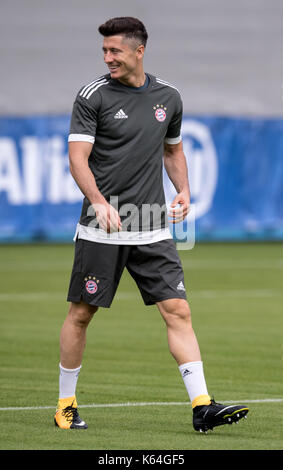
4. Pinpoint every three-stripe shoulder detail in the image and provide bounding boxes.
[155,77,180,93]
[79,76,109,100]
